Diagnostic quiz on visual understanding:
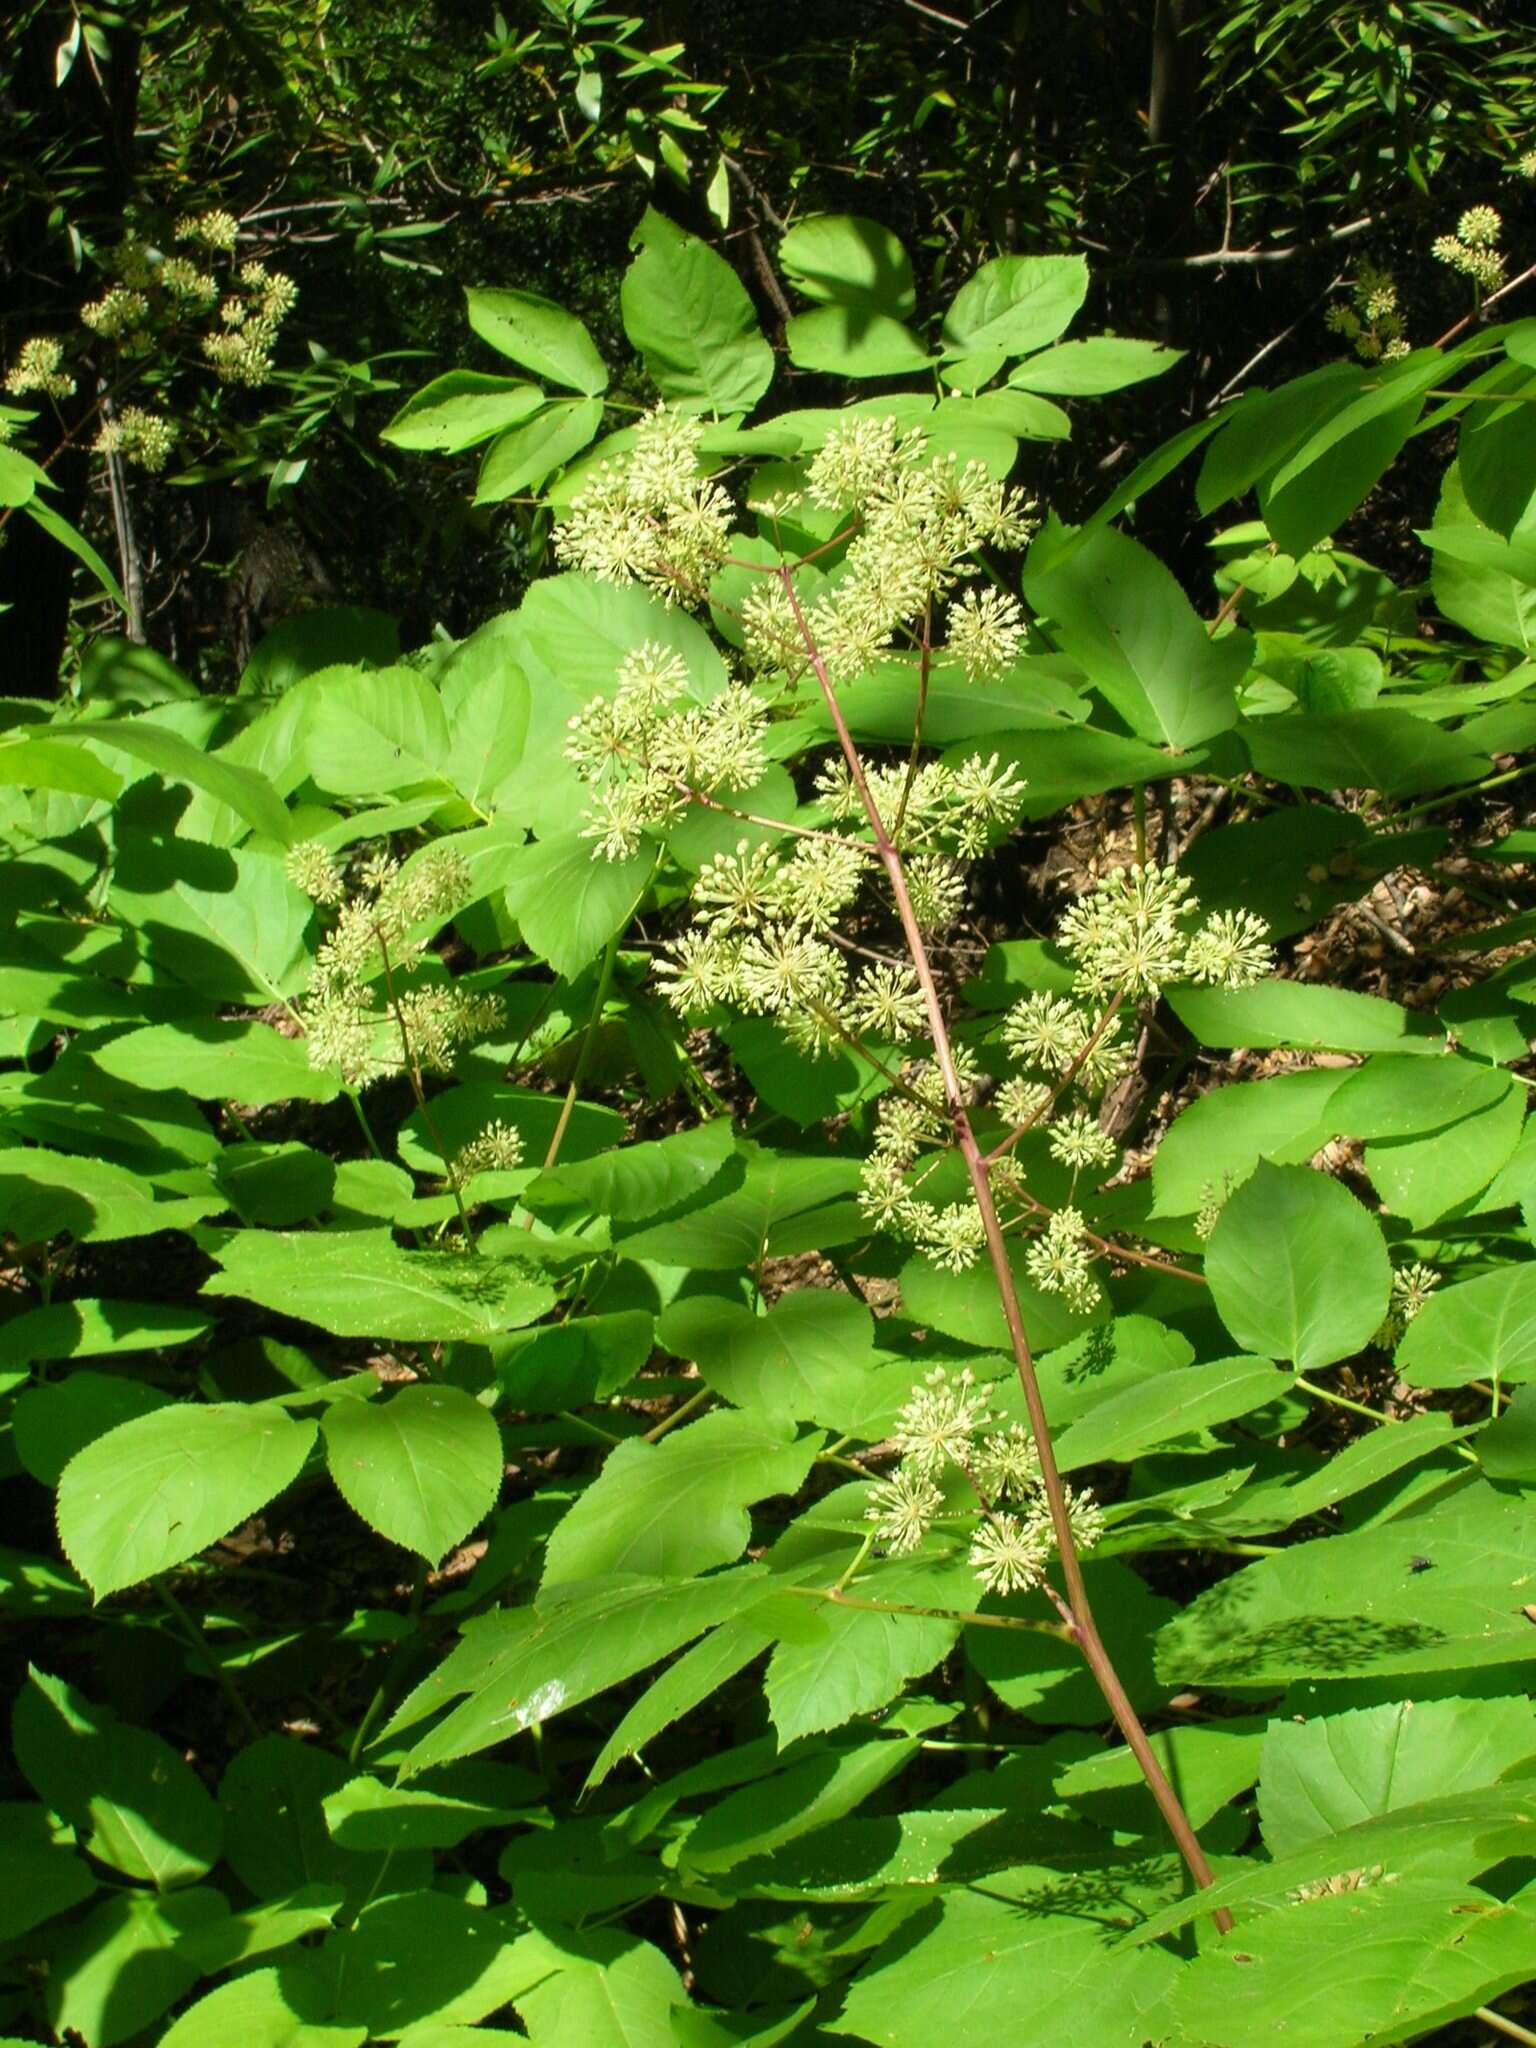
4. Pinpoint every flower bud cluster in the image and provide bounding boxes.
[4,208,295,437]
[741,414,1037,686]
[566,641,770,861]
[1325,264,1409,362]
[201,260,298,386]
[558,406,734,600]
[176,210,240,251]
[814,751,1026,860]
[454,1120,526,1178]
[1057,863,1270,1000]
[81,288,151,341]
[5,338,76,401]
[1433,206,1505,292]
[864,1364,1104,1598]
[93,406,176,473]
[1376,1260,1439,1348]
[286,842,503,1087]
